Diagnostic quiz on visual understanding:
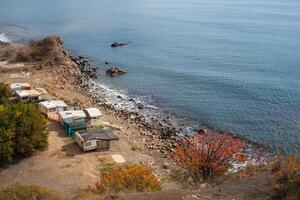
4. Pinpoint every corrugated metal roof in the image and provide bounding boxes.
[77,127,119,141]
